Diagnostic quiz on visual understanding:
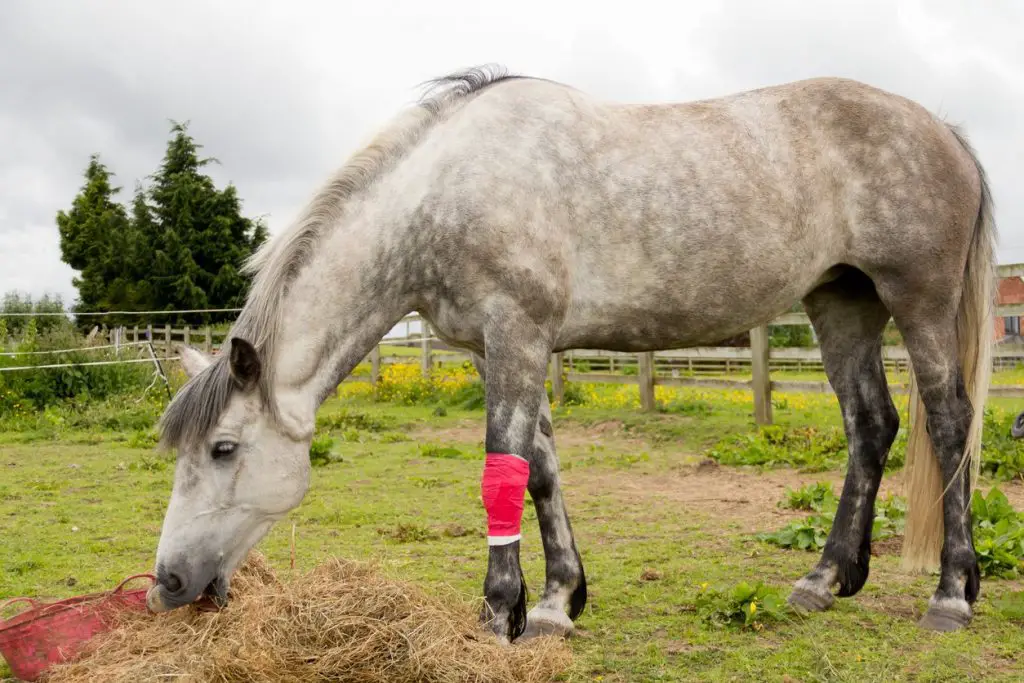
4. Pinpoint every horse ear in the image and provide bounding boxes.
[228,337,261,390]
[178,345,213,378]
